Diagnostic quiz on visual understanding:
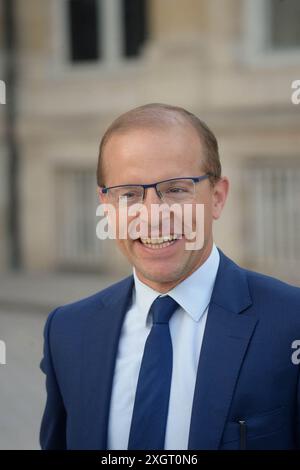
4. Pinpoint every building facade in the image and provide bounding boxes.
[0,0,299,284]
